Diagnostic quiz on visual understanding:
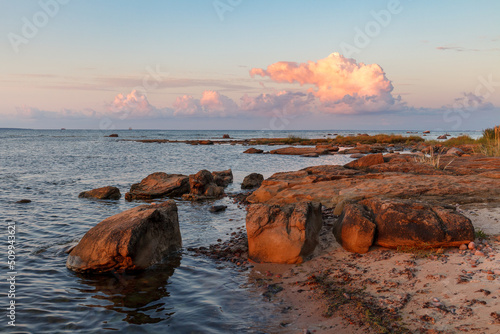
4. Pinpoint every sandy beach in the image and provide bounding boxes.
[247,204,500,334]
